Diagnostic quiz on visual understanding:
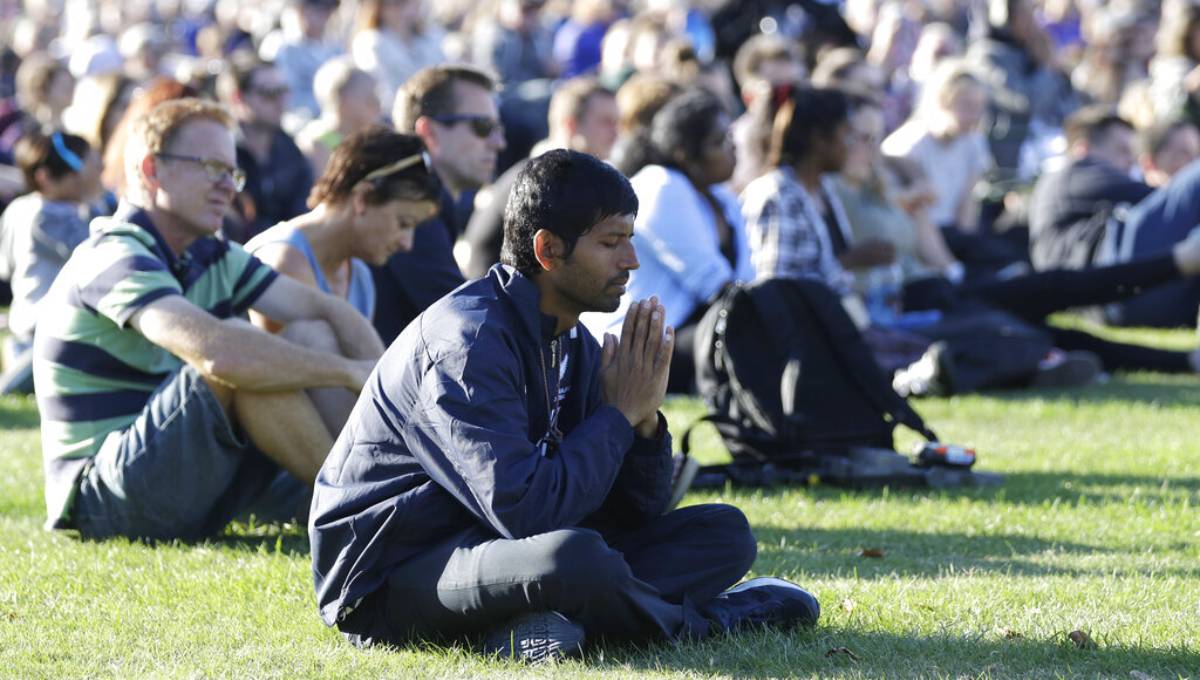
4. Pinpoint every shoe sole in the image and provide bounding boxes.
[482,611,585,664]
